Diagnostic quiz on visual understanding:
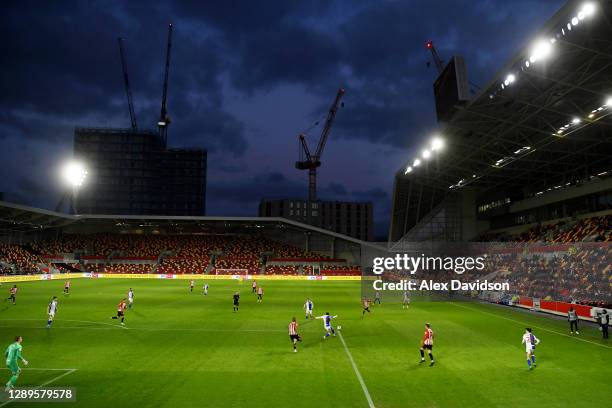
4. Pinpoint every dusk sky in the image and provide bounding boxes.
[0,0,564,238]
